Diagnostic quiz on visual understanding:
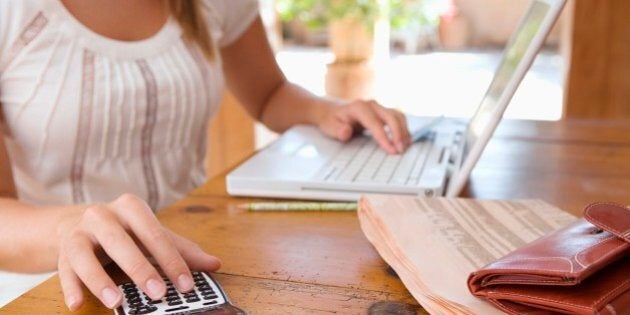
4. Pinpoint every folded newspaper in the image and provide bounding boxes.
[357,195,577,314]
